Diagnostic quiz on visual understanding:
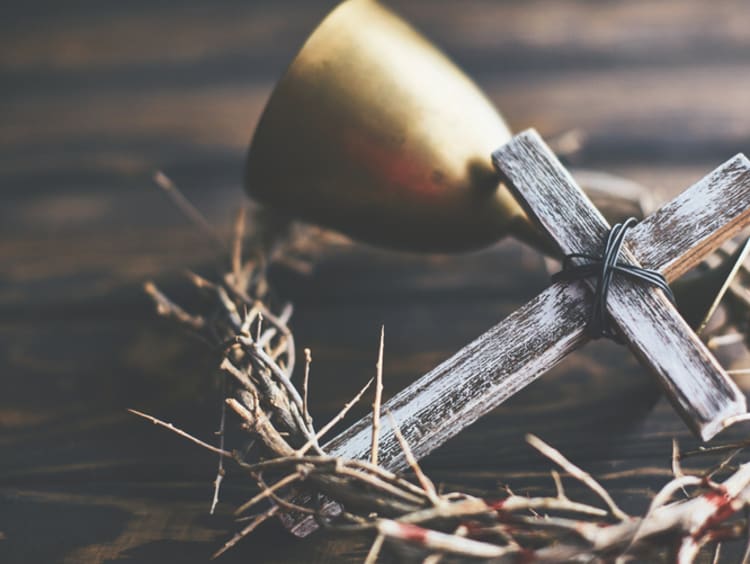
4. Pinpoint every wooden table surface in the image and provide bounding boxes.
[3,1,750,562]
